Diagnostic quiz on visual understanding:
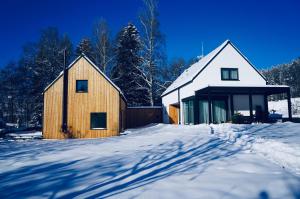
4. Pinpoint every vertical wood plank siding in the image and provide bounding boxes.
[43,77,64,139]
[43,57,121,139]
